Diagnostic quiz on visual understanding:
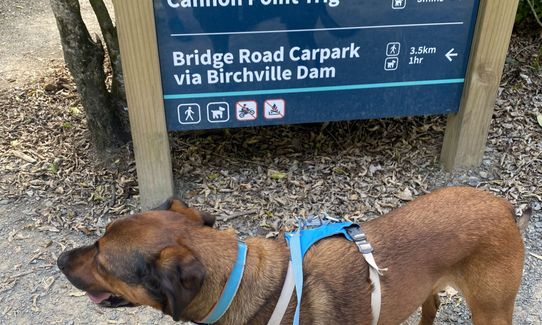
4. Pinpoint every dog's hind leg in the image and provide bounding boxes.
[462,282,518,325]
[418,294,440,325]
[455,254,523,325]
[462,290,516,325]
